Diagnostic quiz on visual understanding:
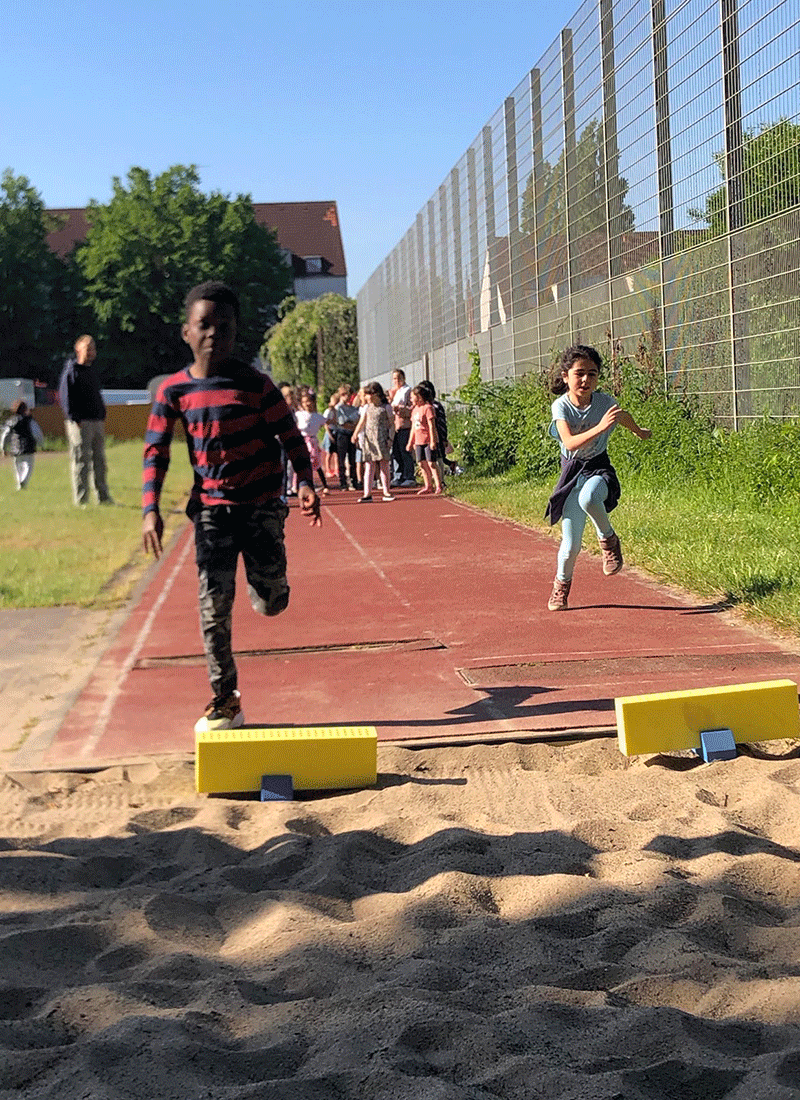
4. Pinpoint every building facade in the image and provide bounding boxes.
[357,0,800,425]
